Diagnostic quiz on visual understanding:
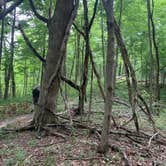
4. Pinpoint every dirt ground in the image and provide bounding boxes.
[0,113,166,166]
